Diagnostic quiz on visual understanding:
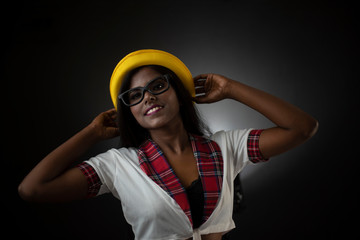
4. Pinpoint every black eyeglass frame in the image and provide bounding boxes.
[118,74,171,107]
